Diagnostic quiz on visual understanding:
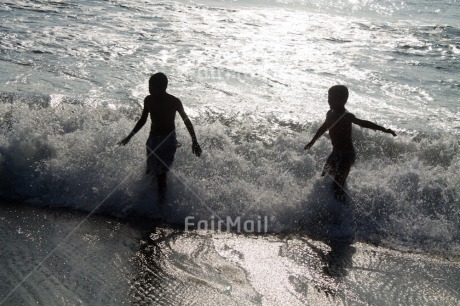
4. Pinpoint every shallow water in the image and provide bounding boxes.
[0,202,139,305]
[1,203,459,305]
